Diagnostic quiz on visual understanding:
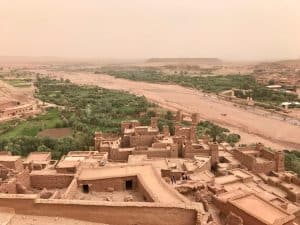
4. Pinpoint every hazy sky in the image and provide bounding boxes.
[0,0,299,60]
